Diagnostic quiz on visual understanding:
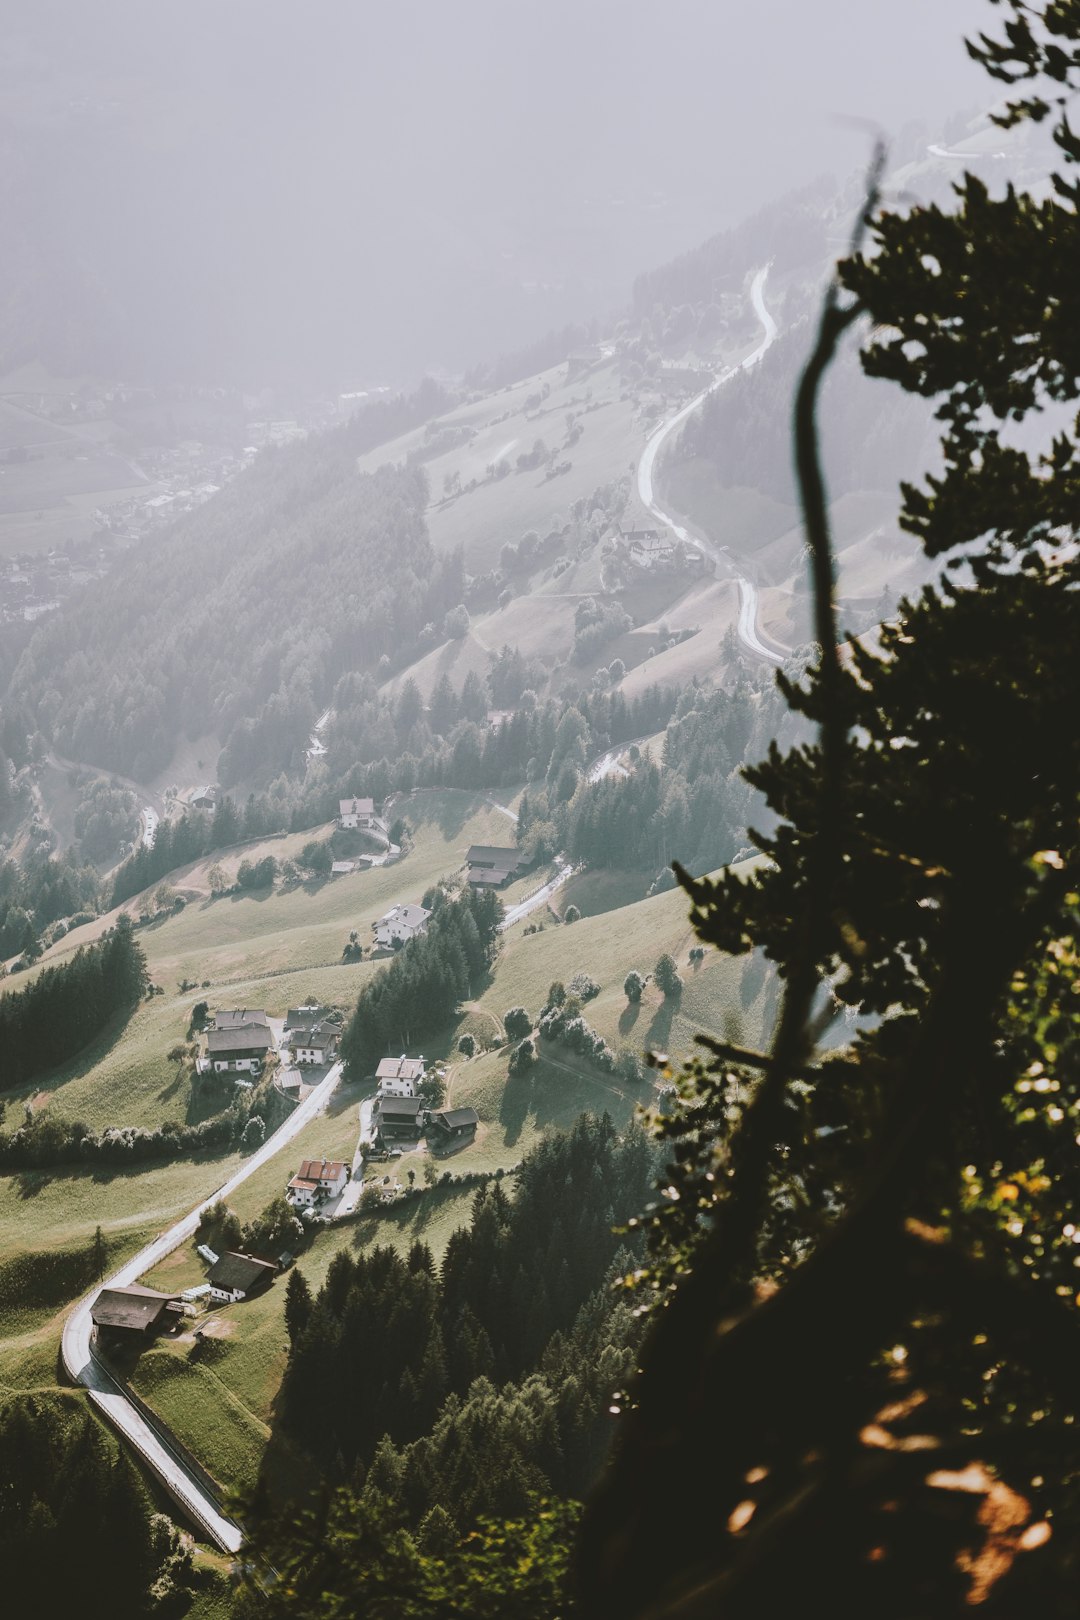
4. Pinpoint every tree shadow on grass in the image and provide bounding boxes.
[618,1001,642,1039]
[498,1070,533,1148]
[643,997,677,1057]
